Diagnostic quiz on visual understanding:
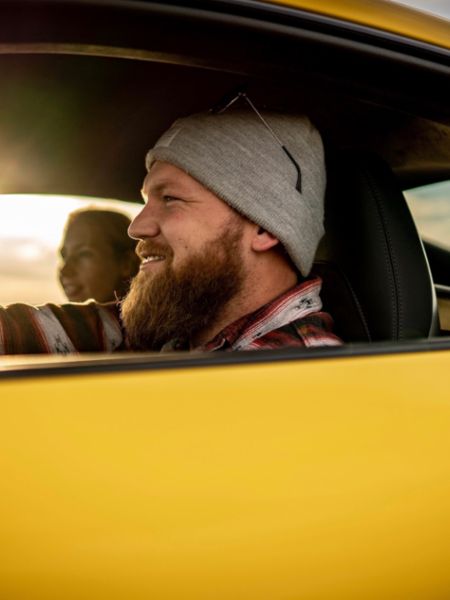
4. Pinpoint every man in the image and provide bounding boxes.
[0,108,341,354]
